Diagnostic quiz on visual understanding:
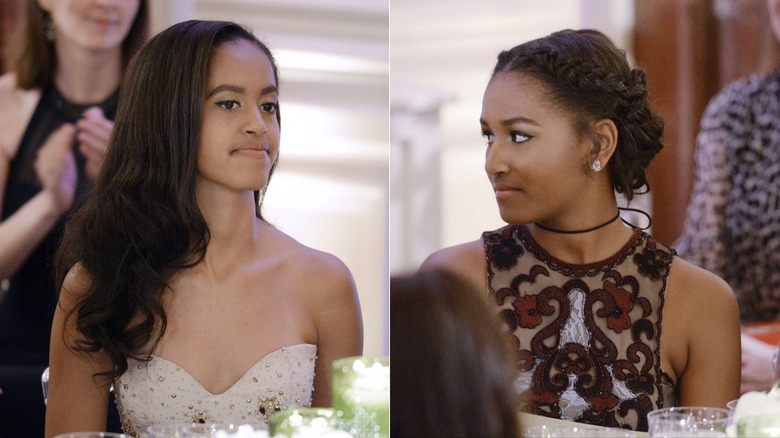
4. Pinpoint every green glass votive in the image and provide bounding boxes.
[737,414,780,437]
[332,356,390,438]
[269,407,346,437]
